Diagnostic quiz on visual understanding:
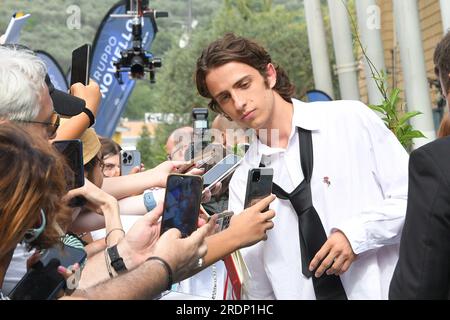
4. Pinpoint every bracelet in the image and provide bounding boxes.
[82,107,95,128]
[146,257,173,291]
[105,228,125,245]
[104,248,114,278]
